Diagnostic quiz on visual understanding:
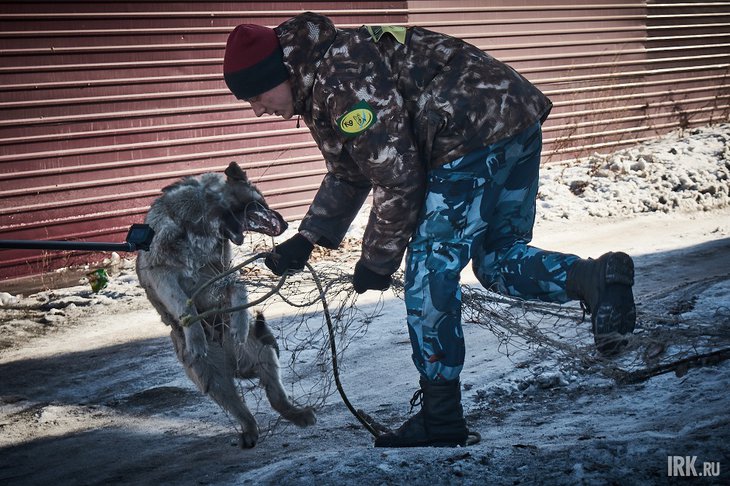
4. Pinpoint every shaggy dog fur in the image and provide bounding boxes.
[136,162,316,448]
